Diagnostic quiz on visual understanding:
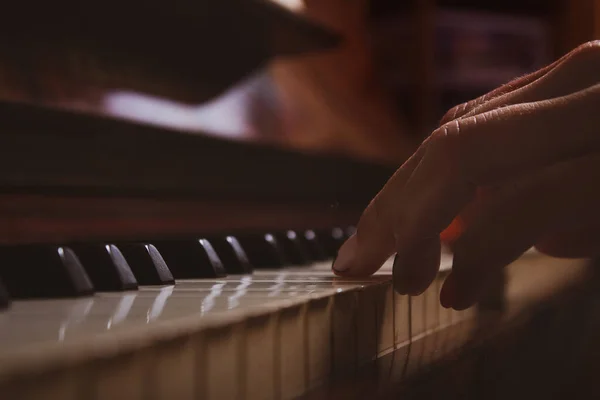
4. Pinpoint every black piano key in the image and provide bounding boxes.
[276,230,311,265]
[300,230,328,262]
[0,245,94,299]
[237,233,287,268]
[317,227,346,257]
[209,236,253,275]
[0,278,10,309]
[153,239,227,279]
[117,243,175,285]
[72,244,138,291]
